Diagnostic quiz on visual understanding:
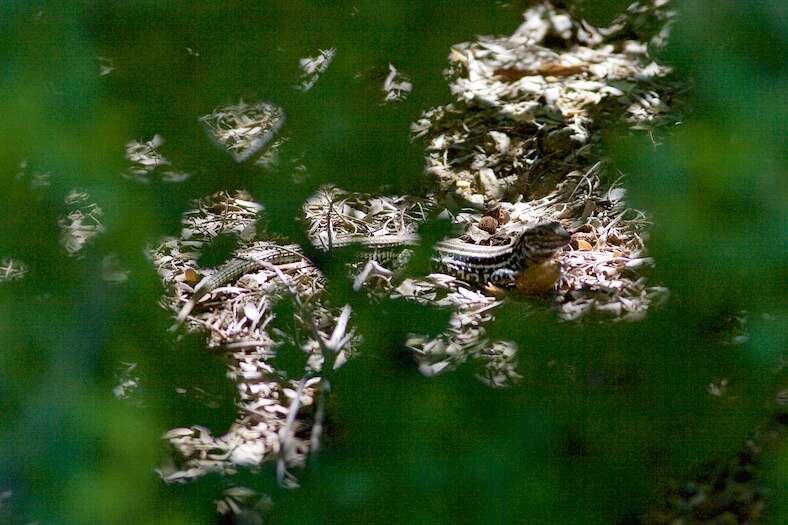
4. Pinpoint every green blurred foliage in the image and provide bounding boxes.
[0,1,785,524]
